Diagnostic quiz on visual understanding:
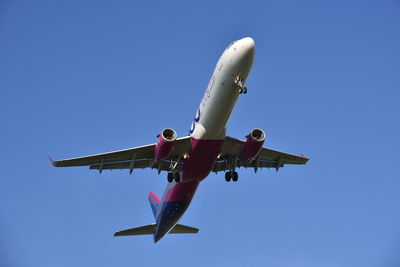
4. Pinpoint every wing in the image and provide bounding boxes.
[212,136,309,172]
[50,136,192,173]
